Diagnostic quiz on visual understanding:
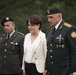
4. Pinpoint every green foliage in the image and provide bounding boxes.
[0,0,76,34]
